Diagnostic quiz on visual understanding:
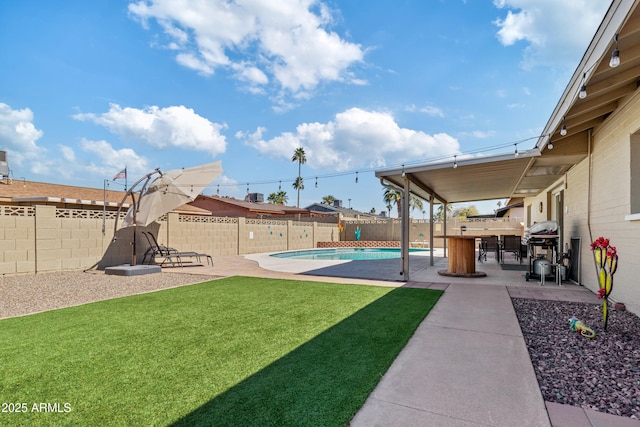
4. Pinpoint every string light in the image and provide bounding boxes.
[217,184,220,195]
[560,116,567,136]
[355,171,359,183]
[579,73,587,99]
[514,143,519,158]
[213,132,557,194]
[610,34,620,68]
[547,140,554,150]
[453,155,458,169]
[315,177,318,188]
